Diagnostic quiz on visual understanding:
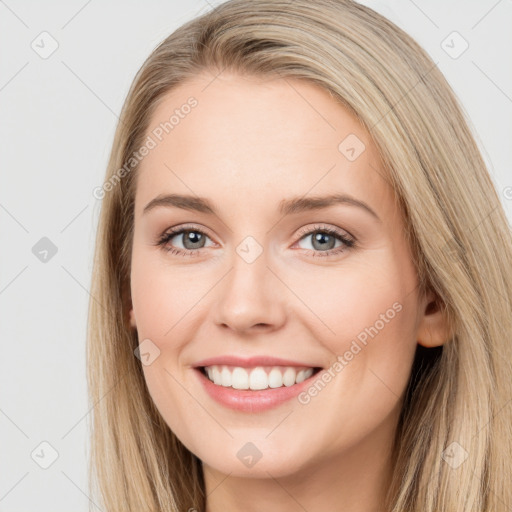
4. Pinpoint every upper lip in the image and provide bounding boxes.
[192,355,322,369]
